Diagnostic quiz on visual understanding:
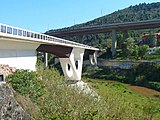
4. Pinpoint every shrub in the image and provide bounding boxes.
[135,75,146,85]
[148,82,160,91]
[7,69,45,102]
[154,48,160,55]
